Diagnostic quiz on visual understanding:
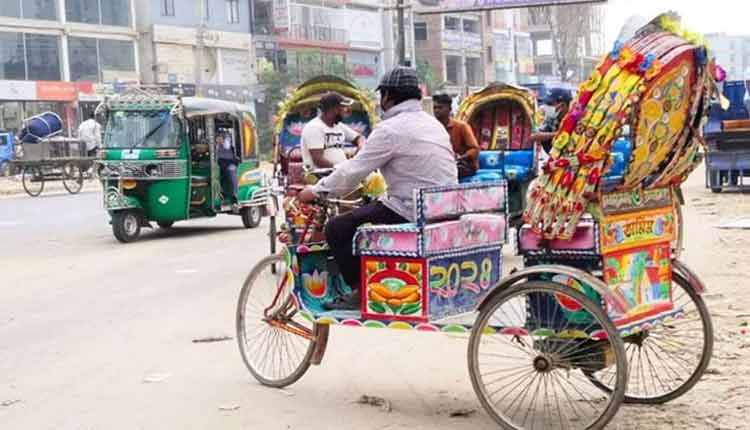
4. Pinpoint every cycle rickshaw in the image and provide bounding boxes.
[237,15,714,429]
[268,75,380,254]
